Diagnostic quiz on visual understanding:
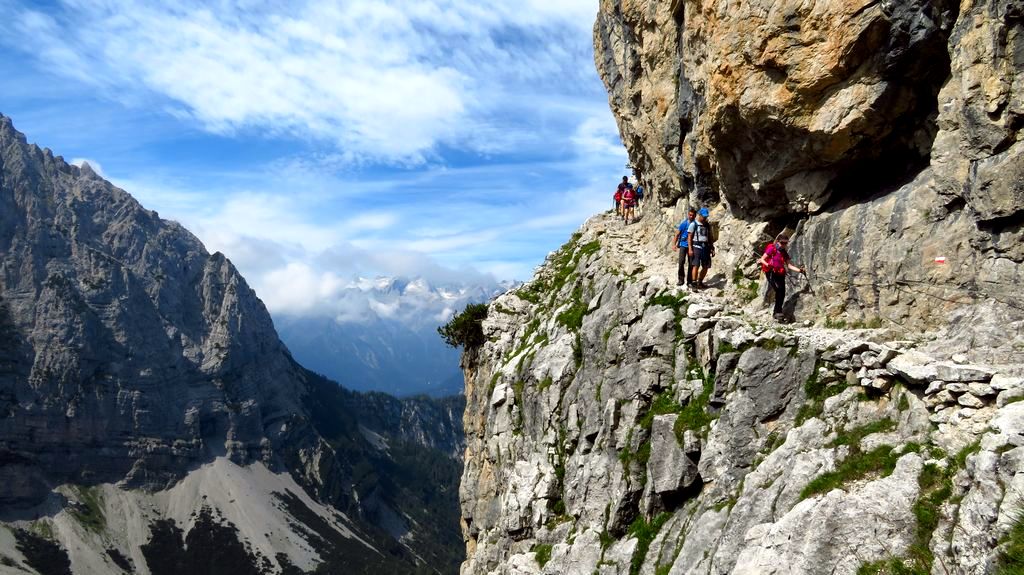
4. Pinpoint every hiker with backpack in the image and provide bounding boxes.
[622,183,637,224]
[687,208,715,289]
[759,233,805,322]
[672,208,697,287]
[614,176,629,215]
[635,182,645,217]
